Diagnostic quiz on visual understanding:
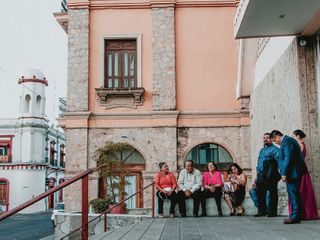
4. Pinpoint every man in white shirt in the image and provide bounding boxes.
[177,160,203,217]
